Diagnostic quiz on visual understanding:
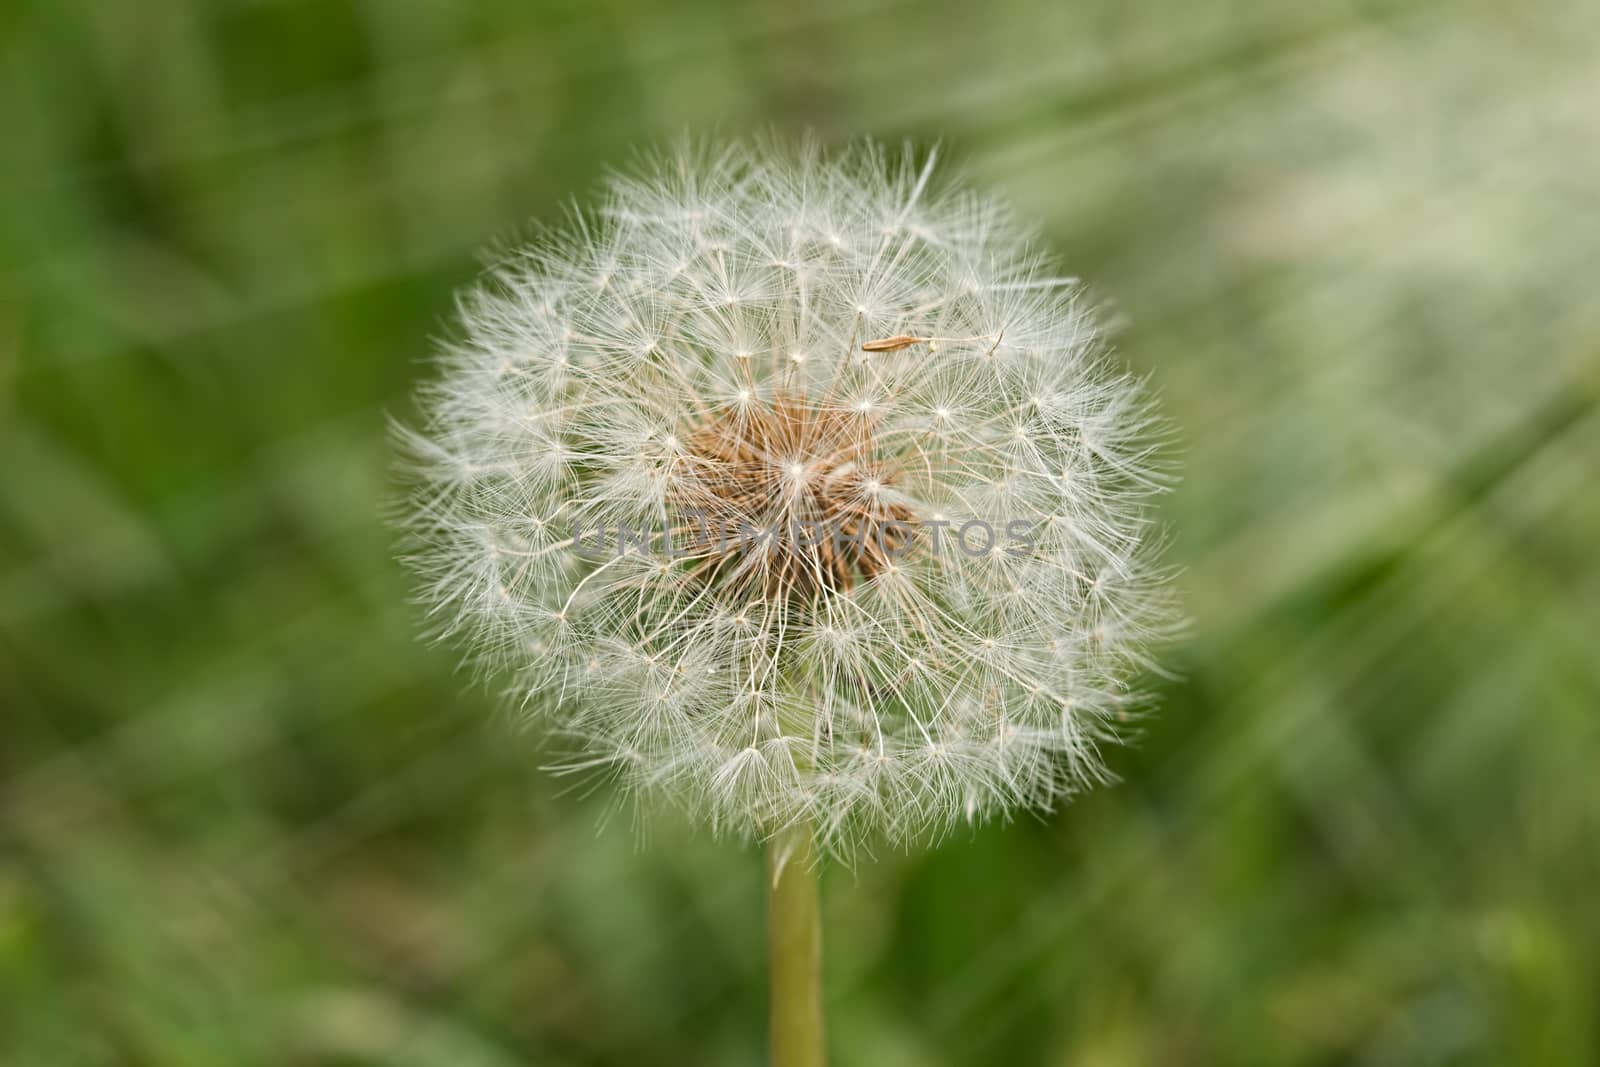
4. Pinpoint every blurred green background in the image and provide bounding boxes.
[4,0,1598,1063]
